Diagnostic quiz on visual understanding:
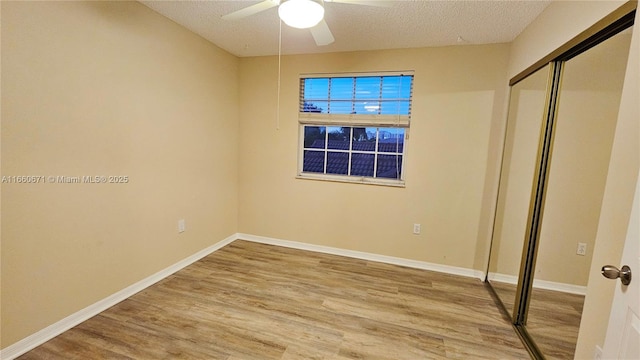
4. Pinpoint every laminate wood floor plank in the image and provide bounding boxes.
[488,281,585,360]
[19,240,530,359]
[527,287,584,360]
